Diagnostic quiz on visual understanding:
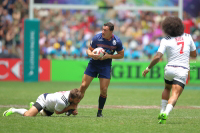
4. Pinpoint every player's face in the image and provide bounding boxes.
[72,98,80,104]
[102,26,112,40]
